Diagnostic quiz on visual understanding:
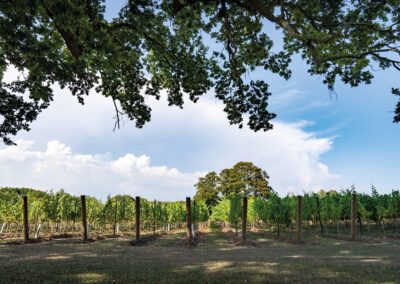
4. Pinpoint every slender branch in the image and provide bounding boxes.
[112,98,124,131]
[320,48,400,62]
